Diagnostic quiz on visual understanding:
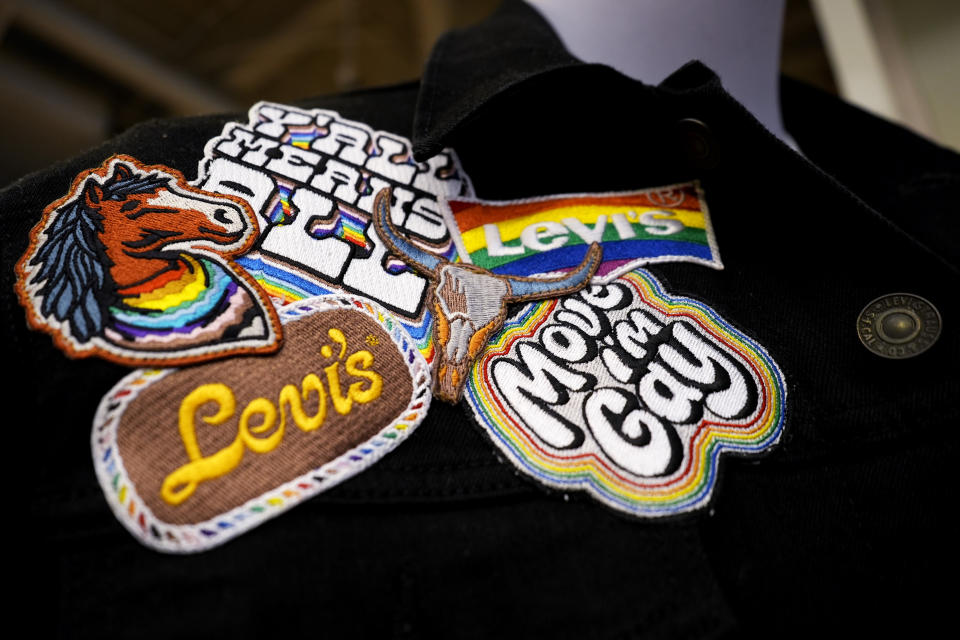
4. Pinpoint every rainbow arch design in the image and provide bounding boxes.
[236,252,436,365]
[308,206,371,250]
